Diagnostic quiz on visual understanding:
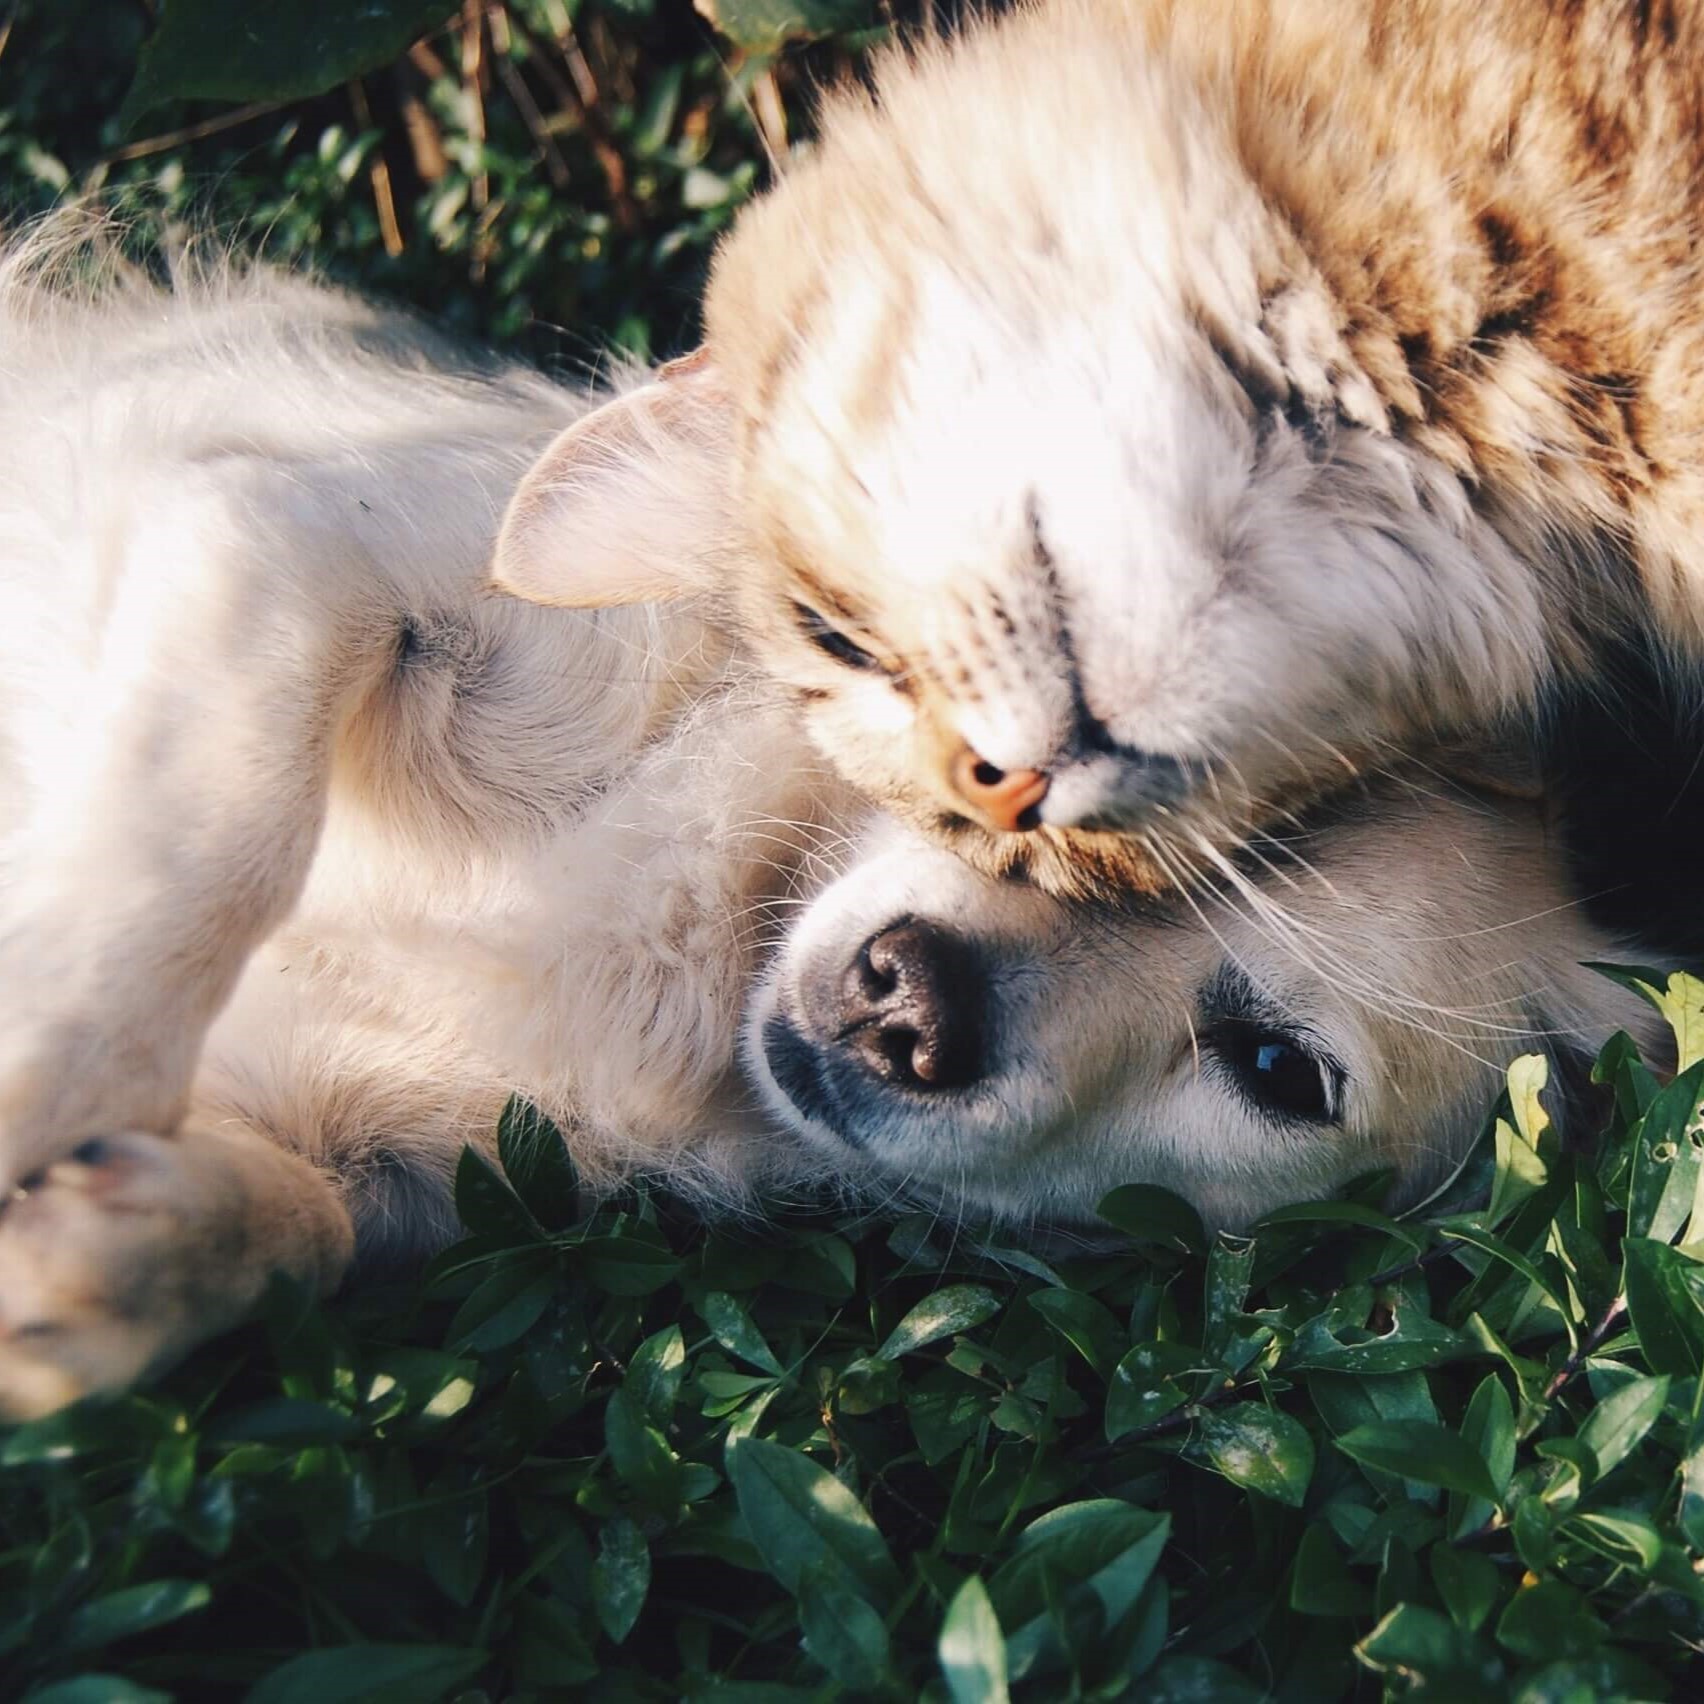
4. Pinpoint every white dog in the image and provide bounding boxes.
[0,219,1665,1418]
